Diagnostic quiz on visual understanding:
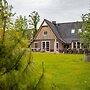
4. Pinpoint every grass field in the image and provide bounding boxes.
[32,53,90,90]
